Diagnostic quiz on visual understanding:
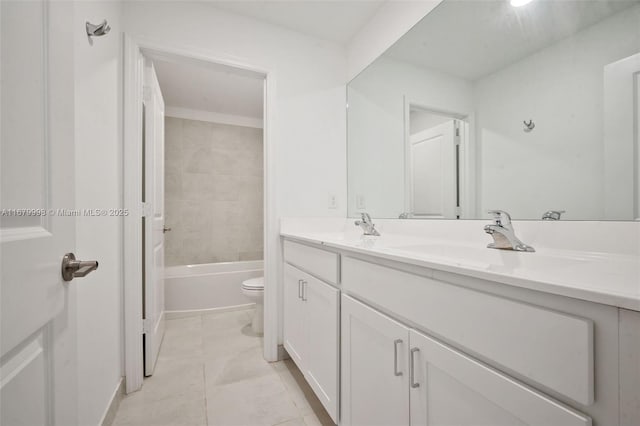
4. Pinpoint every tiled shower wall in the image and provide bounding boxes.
[164,117,263,266]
